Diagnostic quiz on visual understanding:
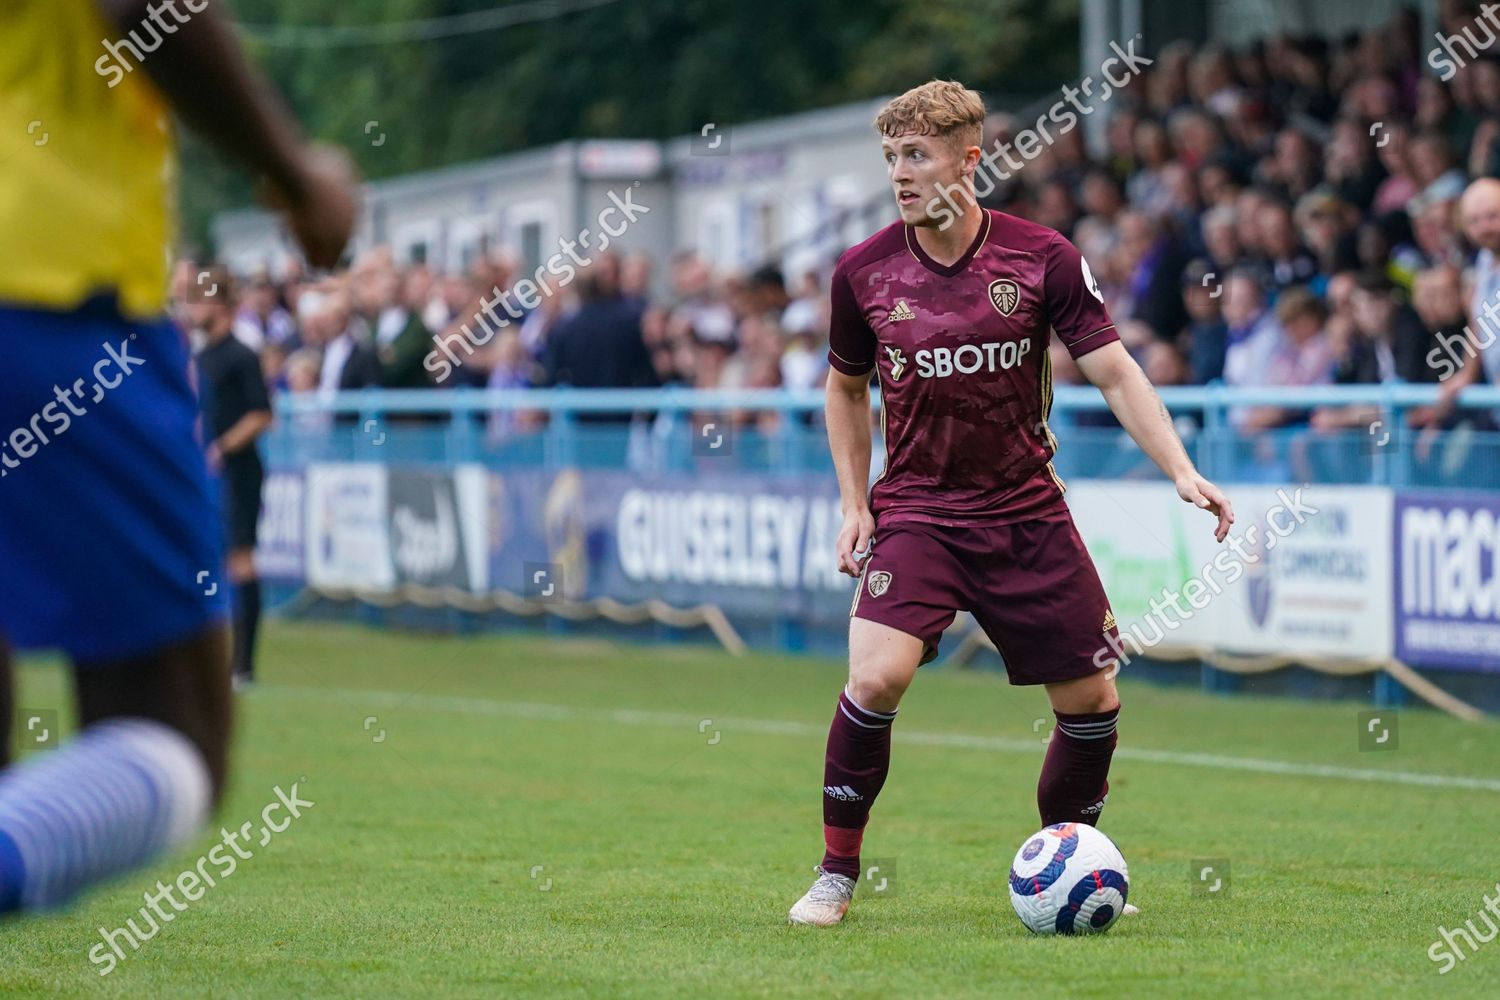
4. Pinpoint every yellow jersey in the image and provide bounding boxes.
[0,0,176,318]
